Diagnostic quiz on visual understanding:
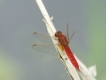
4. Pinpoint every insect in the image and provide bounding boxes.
[32,24,80,71]
[55,30,79,71]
